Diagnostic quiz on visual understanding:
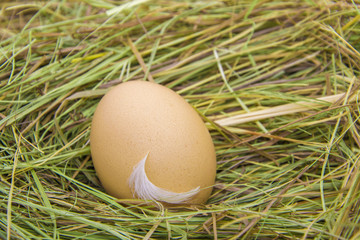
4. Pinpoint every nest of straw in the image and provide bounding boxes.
[1,0,360,239]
